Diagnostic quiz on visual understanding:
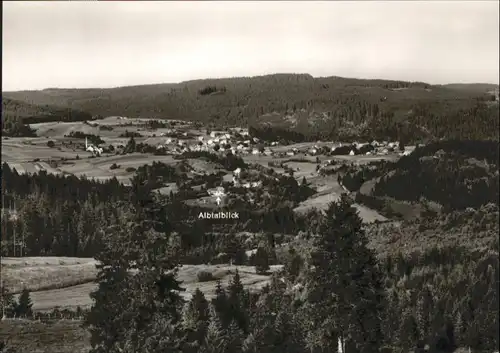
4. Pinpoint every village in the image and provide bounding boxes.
[107,120,413,159]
